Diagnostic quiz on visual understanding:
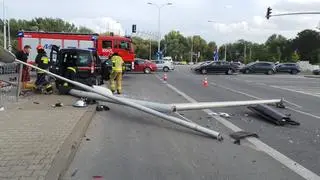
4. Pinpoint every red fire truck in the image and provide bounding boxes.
[17,31,135,70]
